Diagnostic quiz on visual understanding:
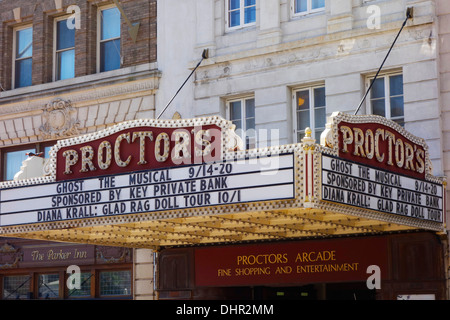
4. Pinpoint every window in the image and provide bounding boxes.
[227,0,256,29]
[294,85,326,141]
[67,272,92,298]
[3,275,31,300]
[38,274,60,299]
[99,270,131,297]
[293,0,325,16]
[368,73,404,126]
[13,26,33,89]
[228,97,256,149]
[2,143,54,181]
[98,6,121,72]
[55,18,75,81]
